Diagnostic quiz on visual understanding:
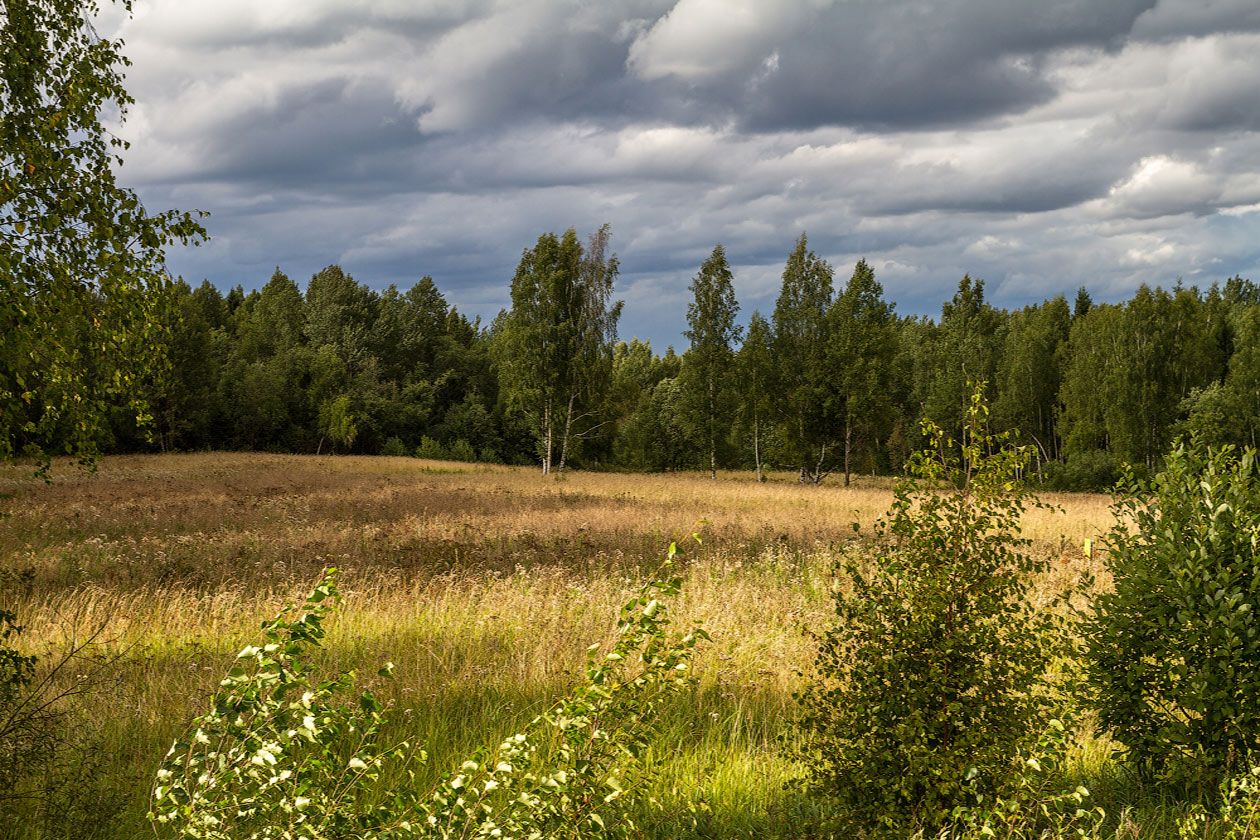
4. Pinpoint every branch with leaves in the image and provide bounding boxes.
[151,541,707,839]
